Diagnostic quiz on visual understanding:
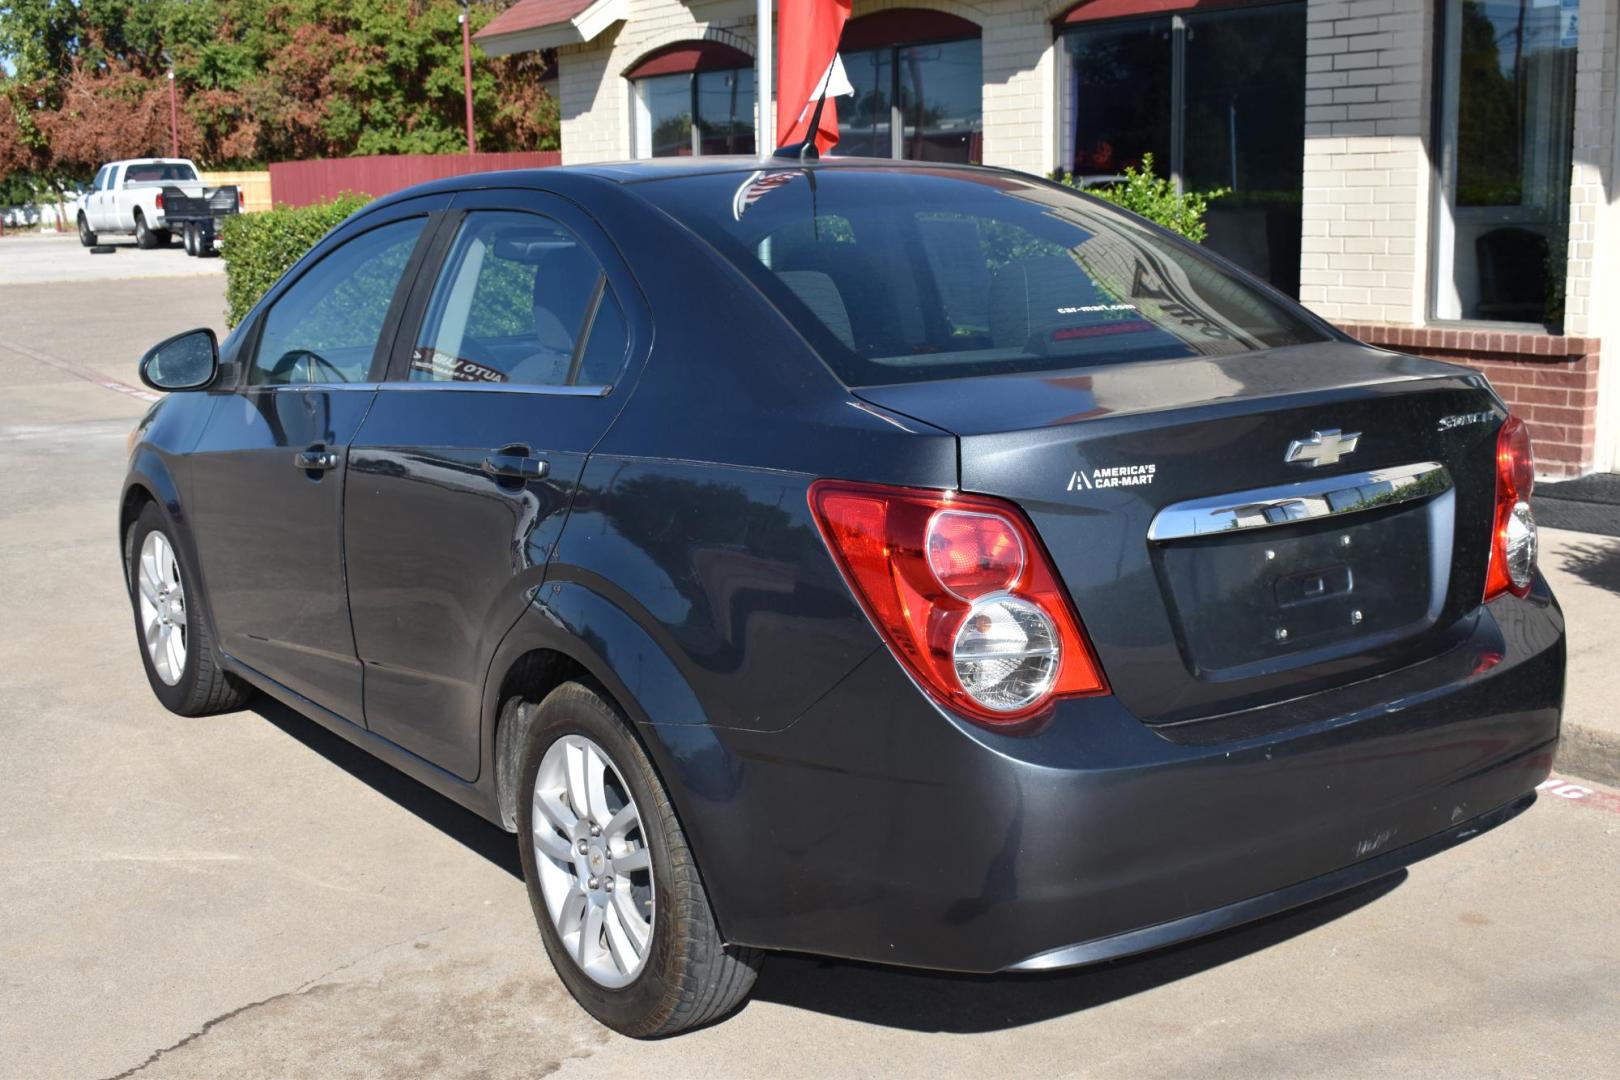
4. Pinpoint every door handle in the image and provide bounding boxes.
[482,448,549,481]
[294,448,340,471]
